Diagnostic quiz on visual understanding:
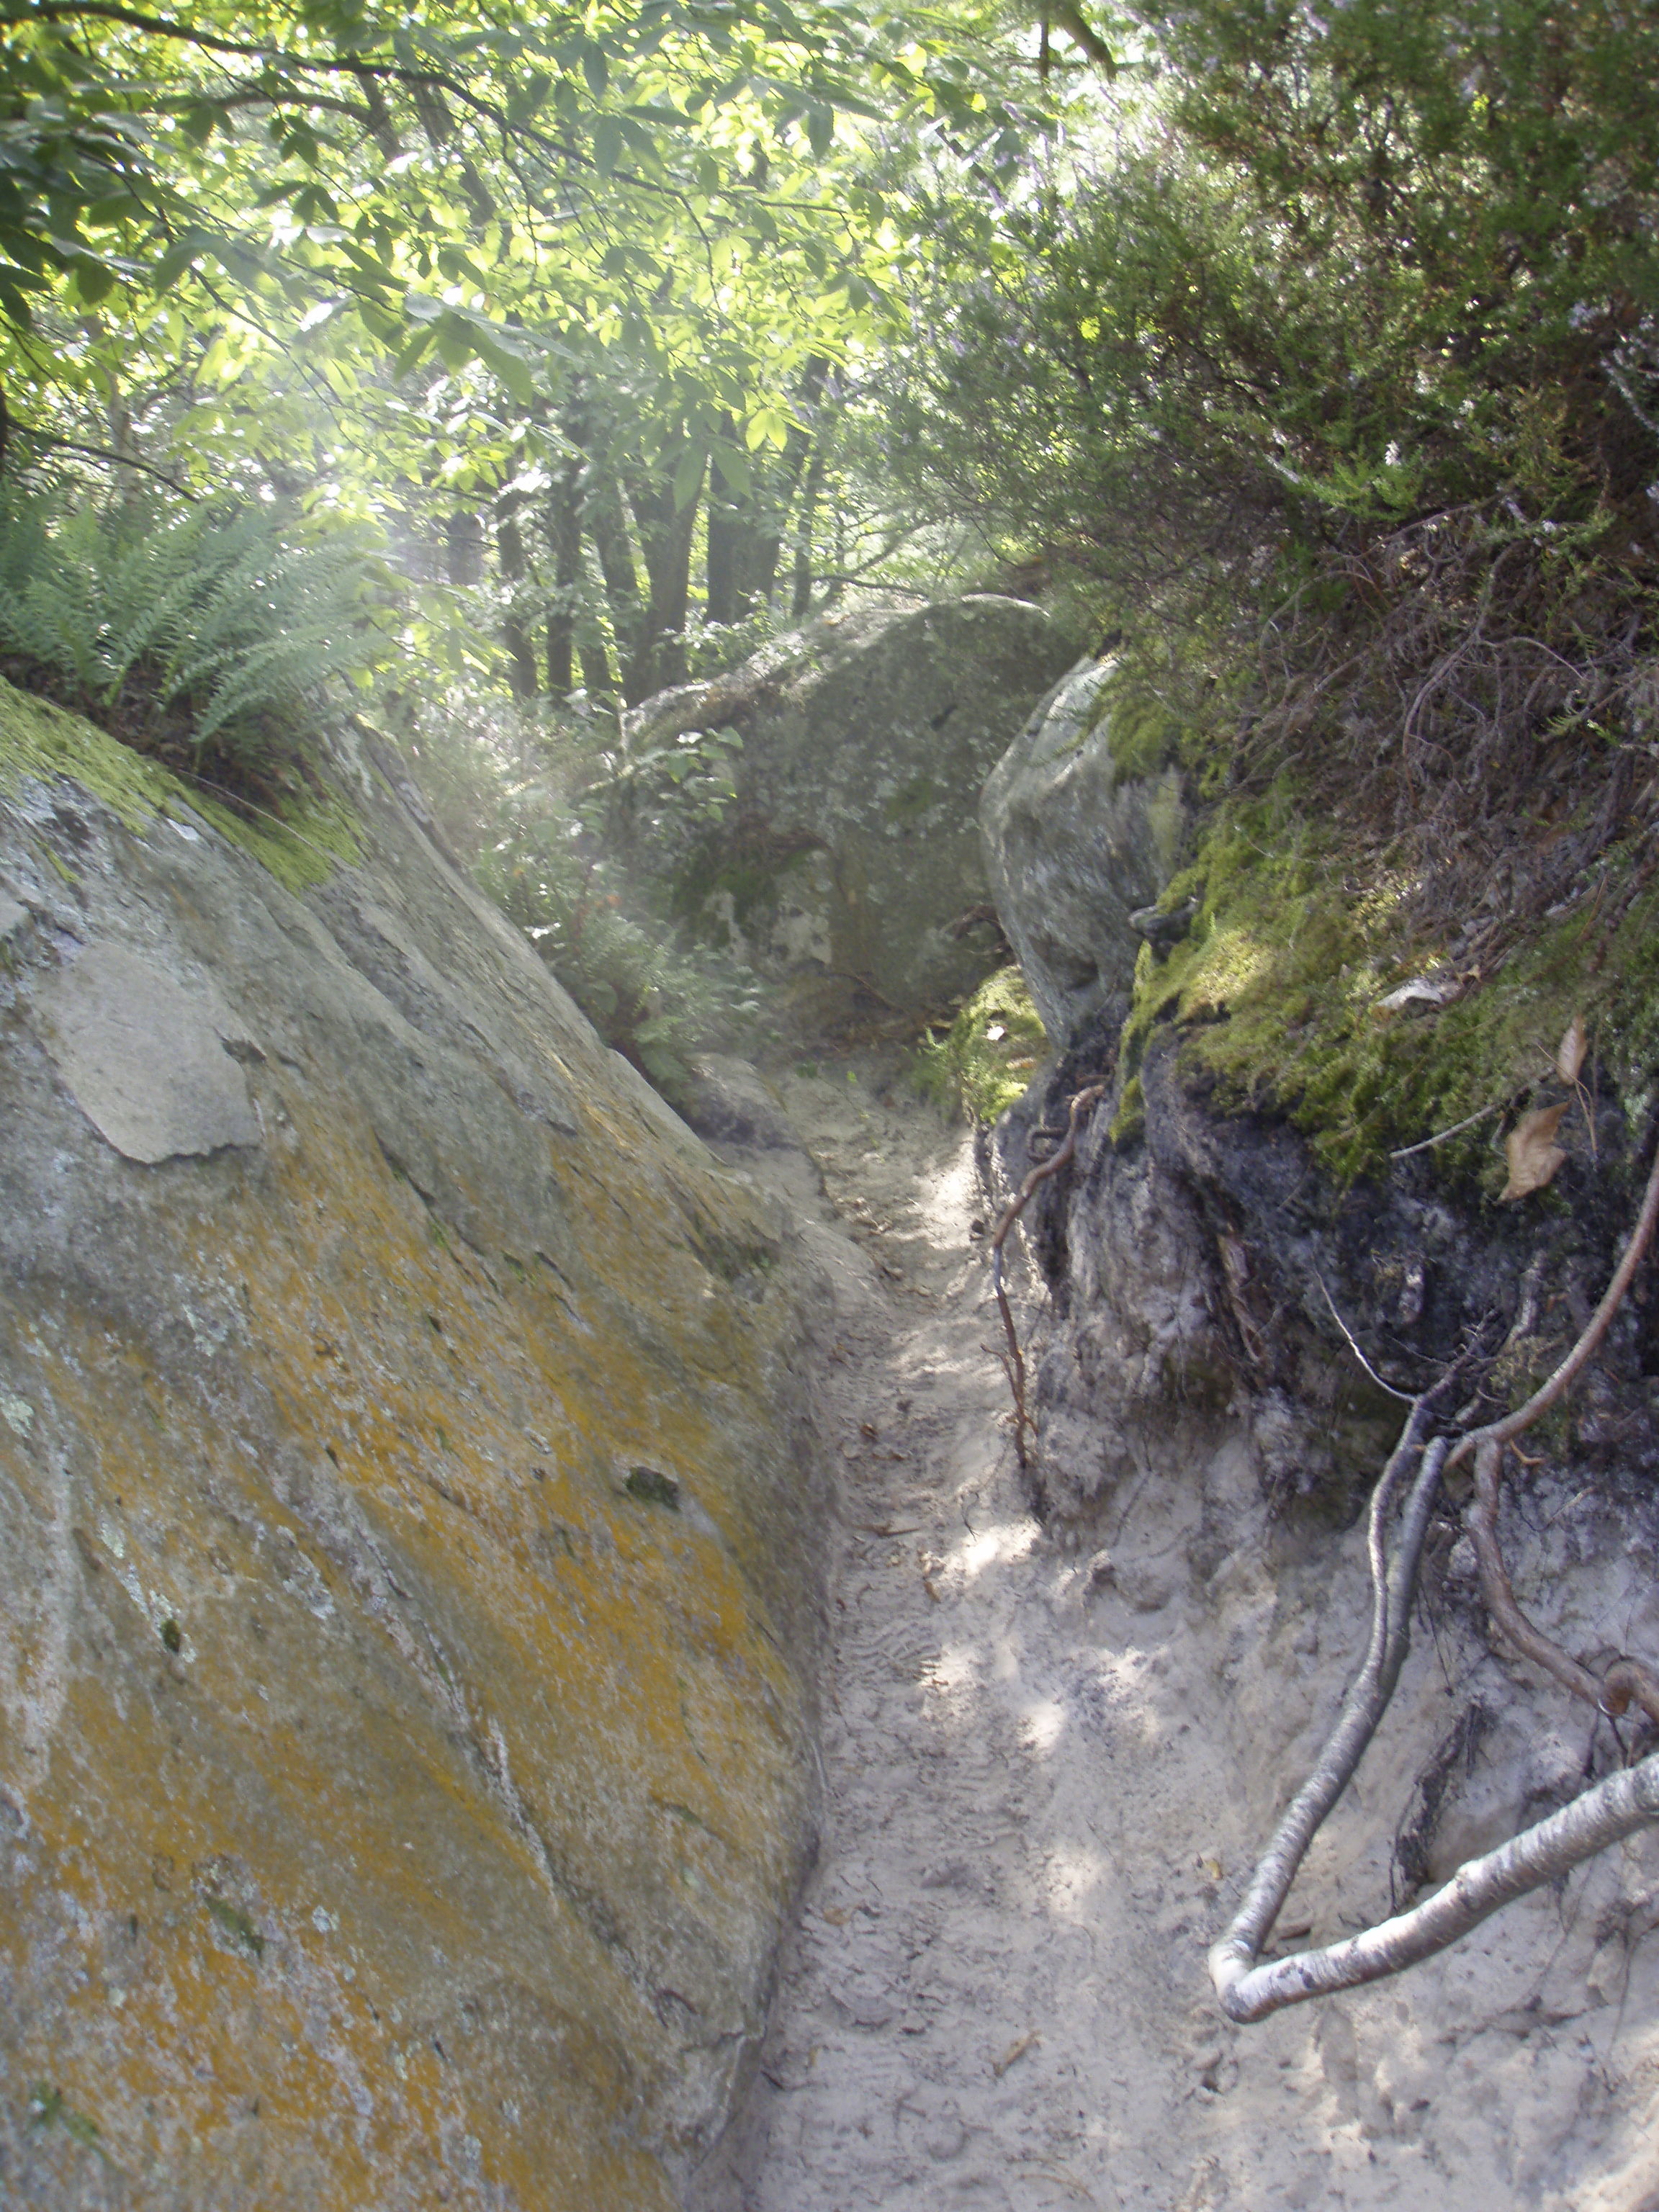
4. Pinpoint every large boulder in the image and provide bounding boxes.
[979,657,1185,1043]
[626,595,1077,1019]
[0,683,828,2210]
